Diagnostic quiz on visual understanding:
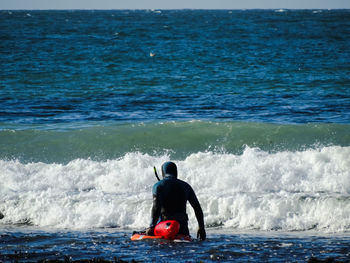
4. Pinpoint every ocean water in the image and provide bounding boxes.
[0,9,350,262]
